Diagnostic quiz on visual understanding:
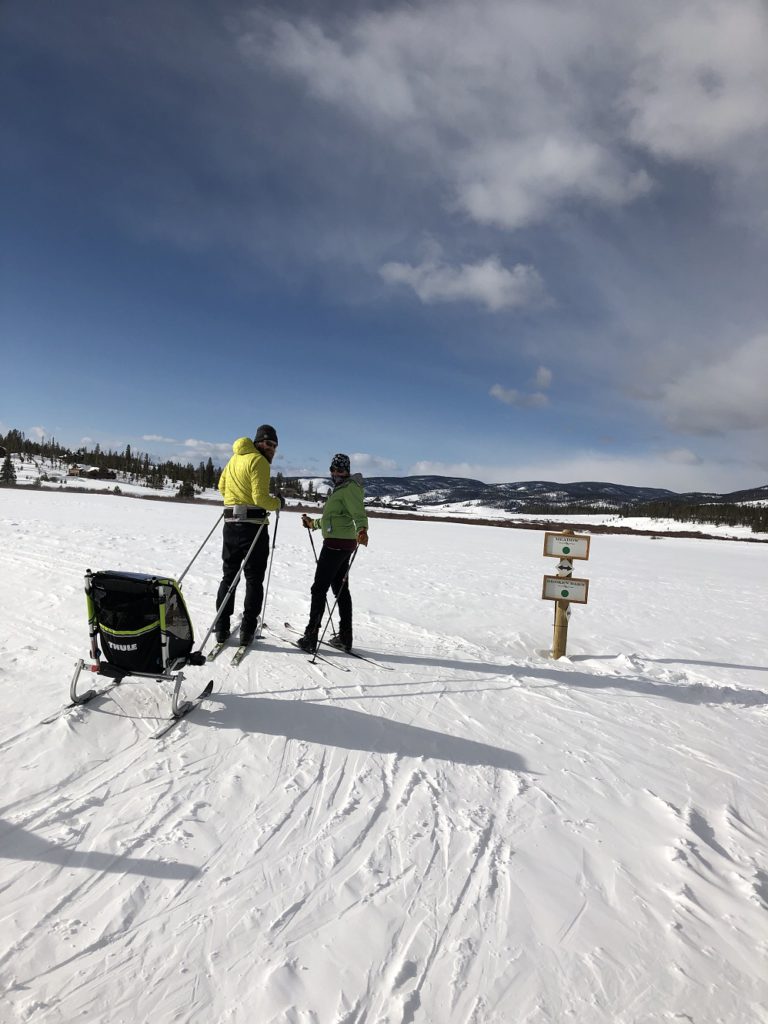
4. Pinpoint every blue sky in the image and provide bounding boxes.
[2,0,767,491]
